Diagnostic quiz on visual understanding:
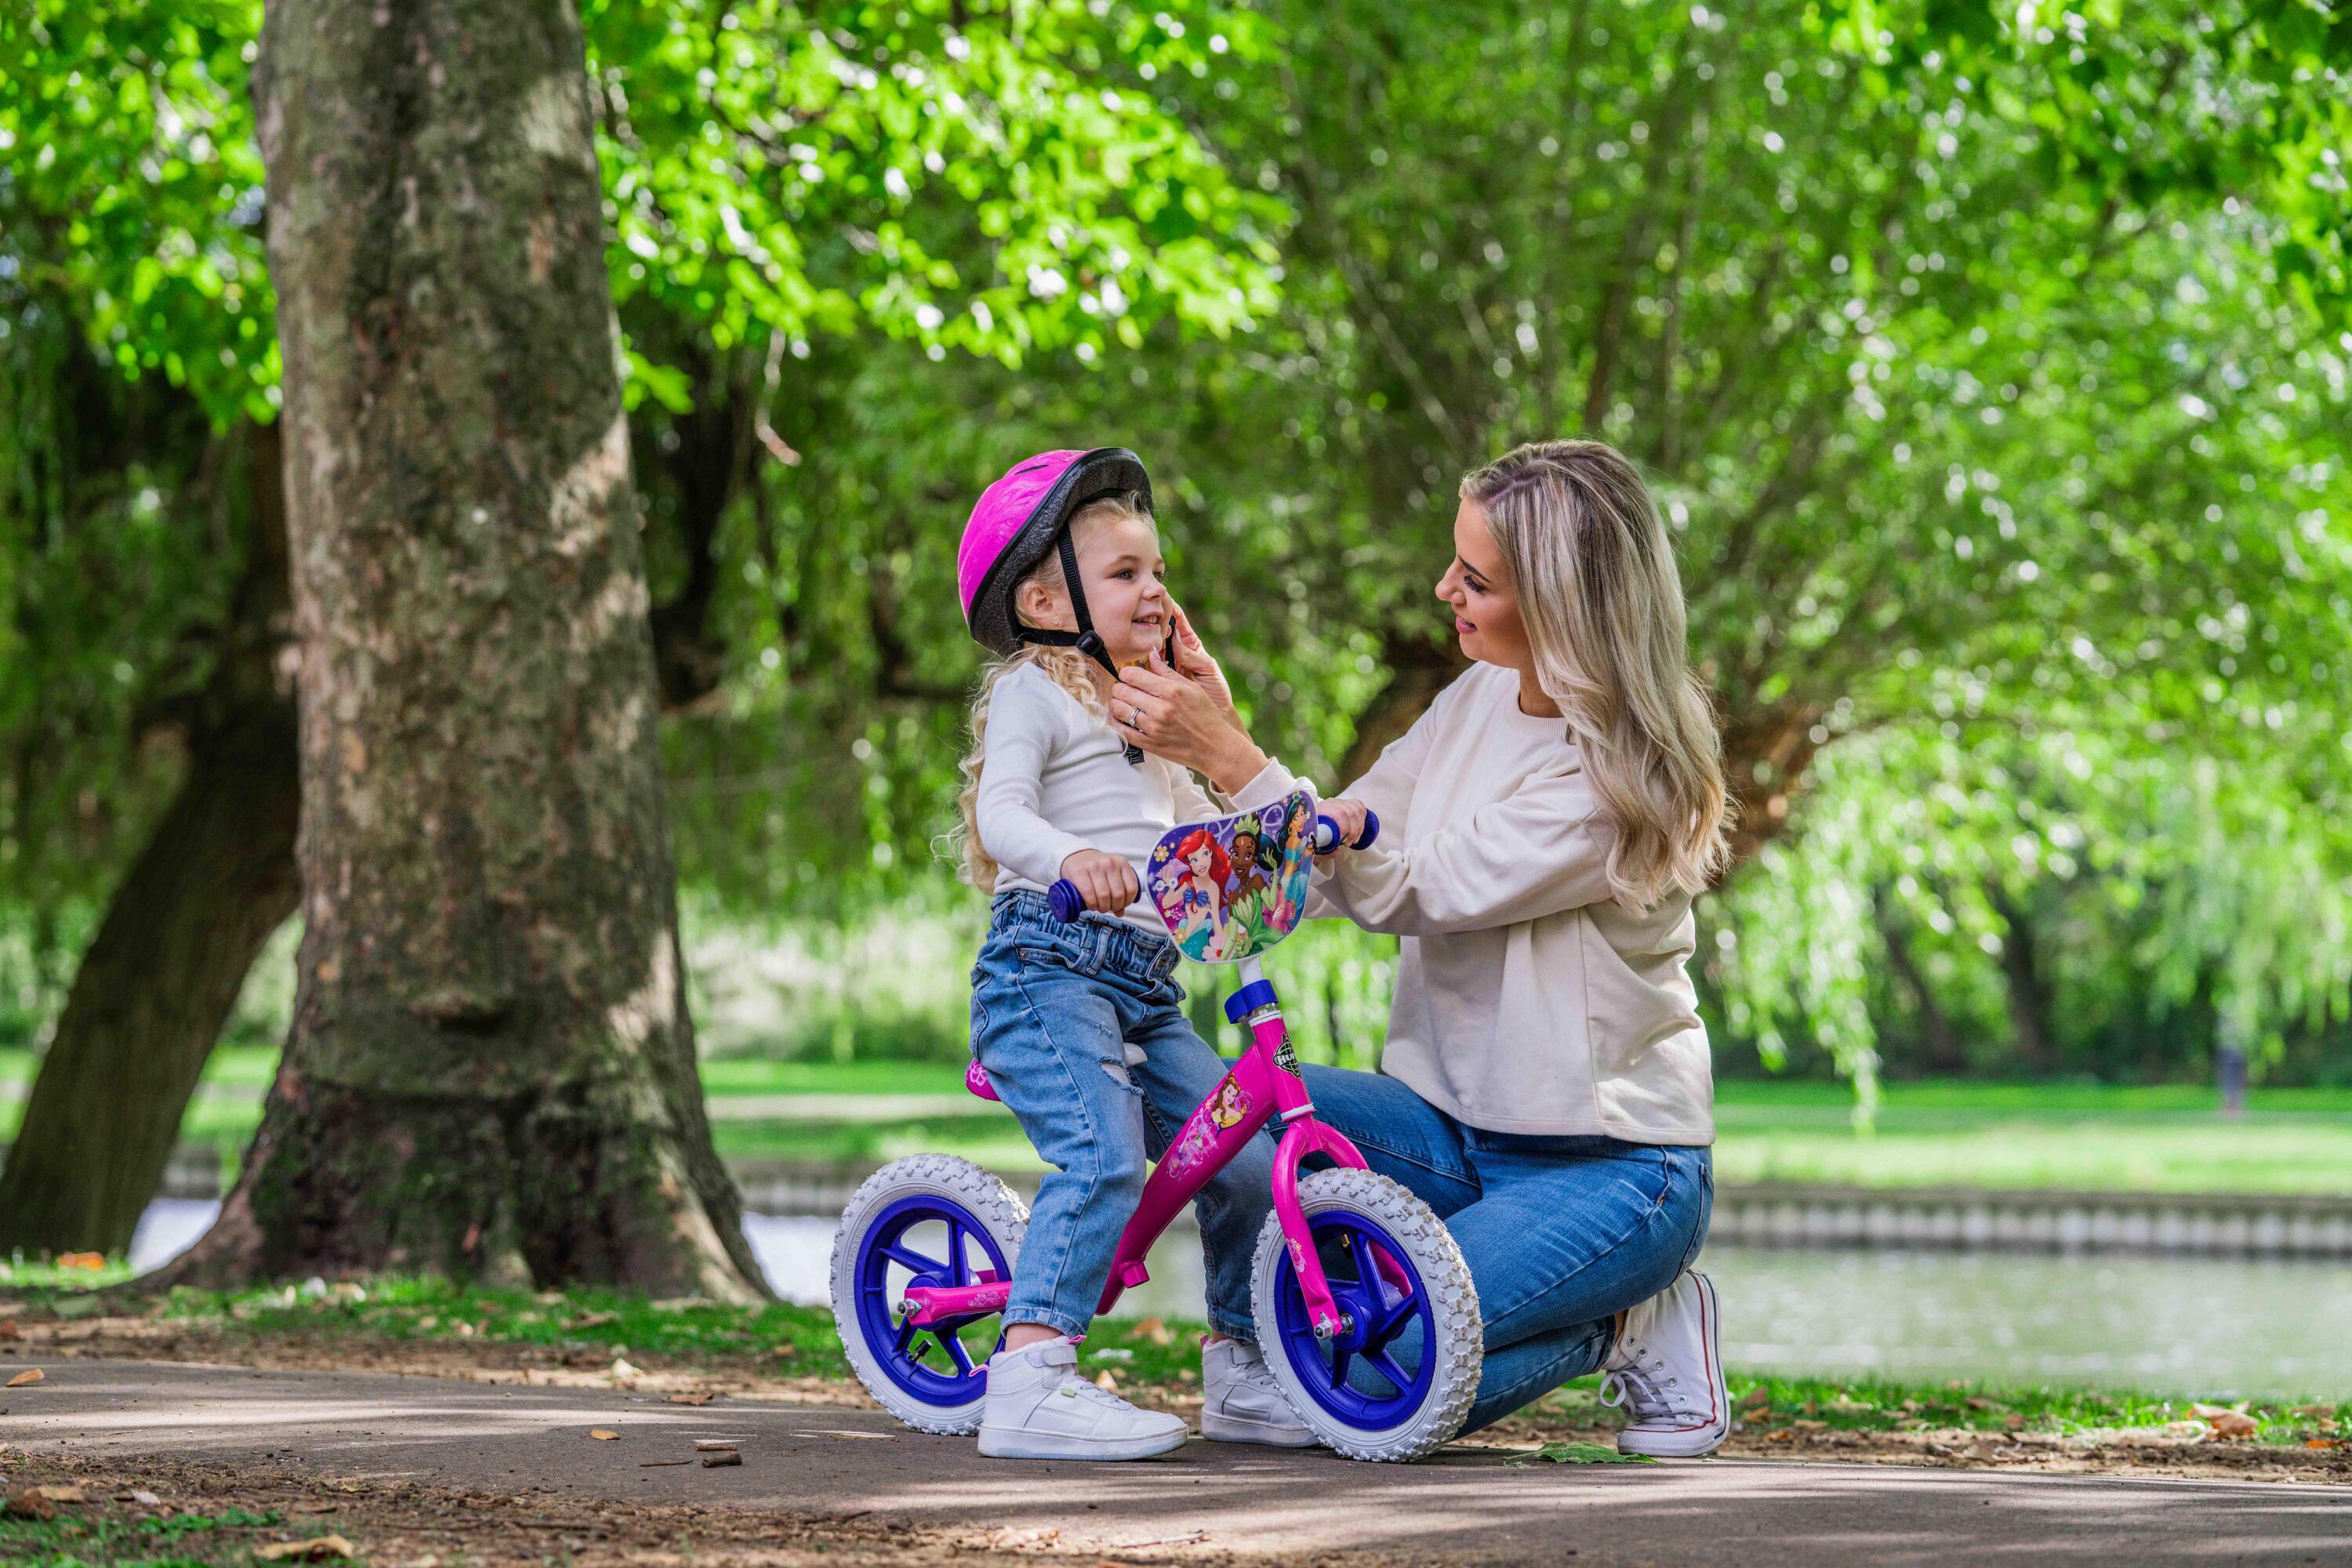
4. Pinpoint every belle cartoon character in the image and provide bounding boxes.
[1167,828,1232,959]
